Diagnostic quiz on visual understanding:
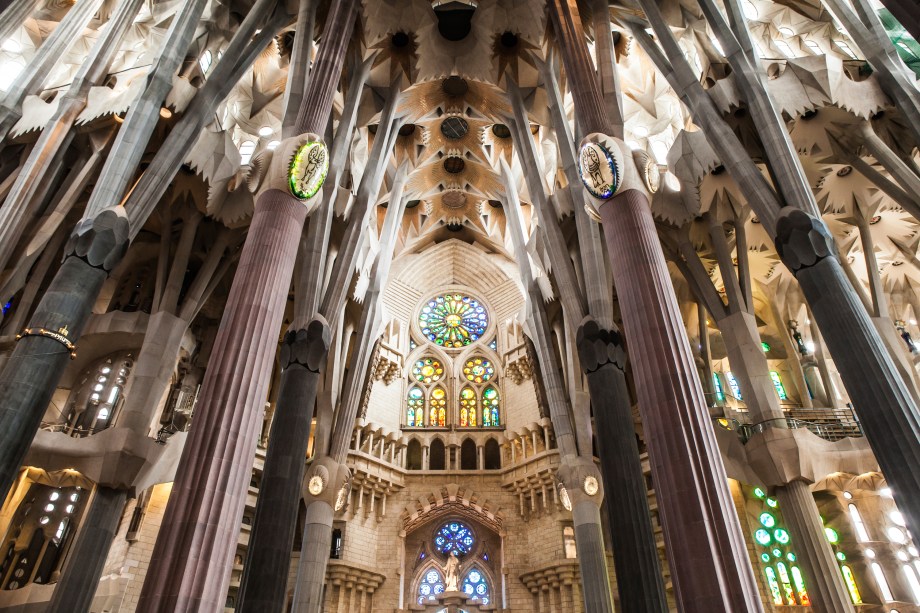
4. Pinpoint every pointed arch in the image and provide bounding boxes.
[461,565,491,605]
[429,438,446,470]
[460,438,477,470]
[407,386,424,426]
[430,386,447,427]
